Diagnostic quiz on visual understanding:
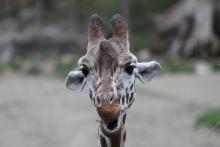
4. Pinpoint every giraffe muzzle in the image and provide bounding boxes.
[95,96,114,106]
[96,99,120,123]
[95,87,118,107]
